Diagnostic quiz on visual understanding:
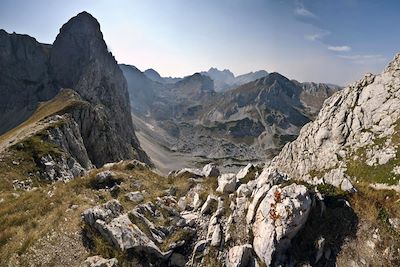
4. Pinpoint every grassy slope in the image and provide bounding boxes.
[0,89,91,265]
[0,89,88,202]
[0,89,85,153]
[346,121,400,186]
[0,160,201,266]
